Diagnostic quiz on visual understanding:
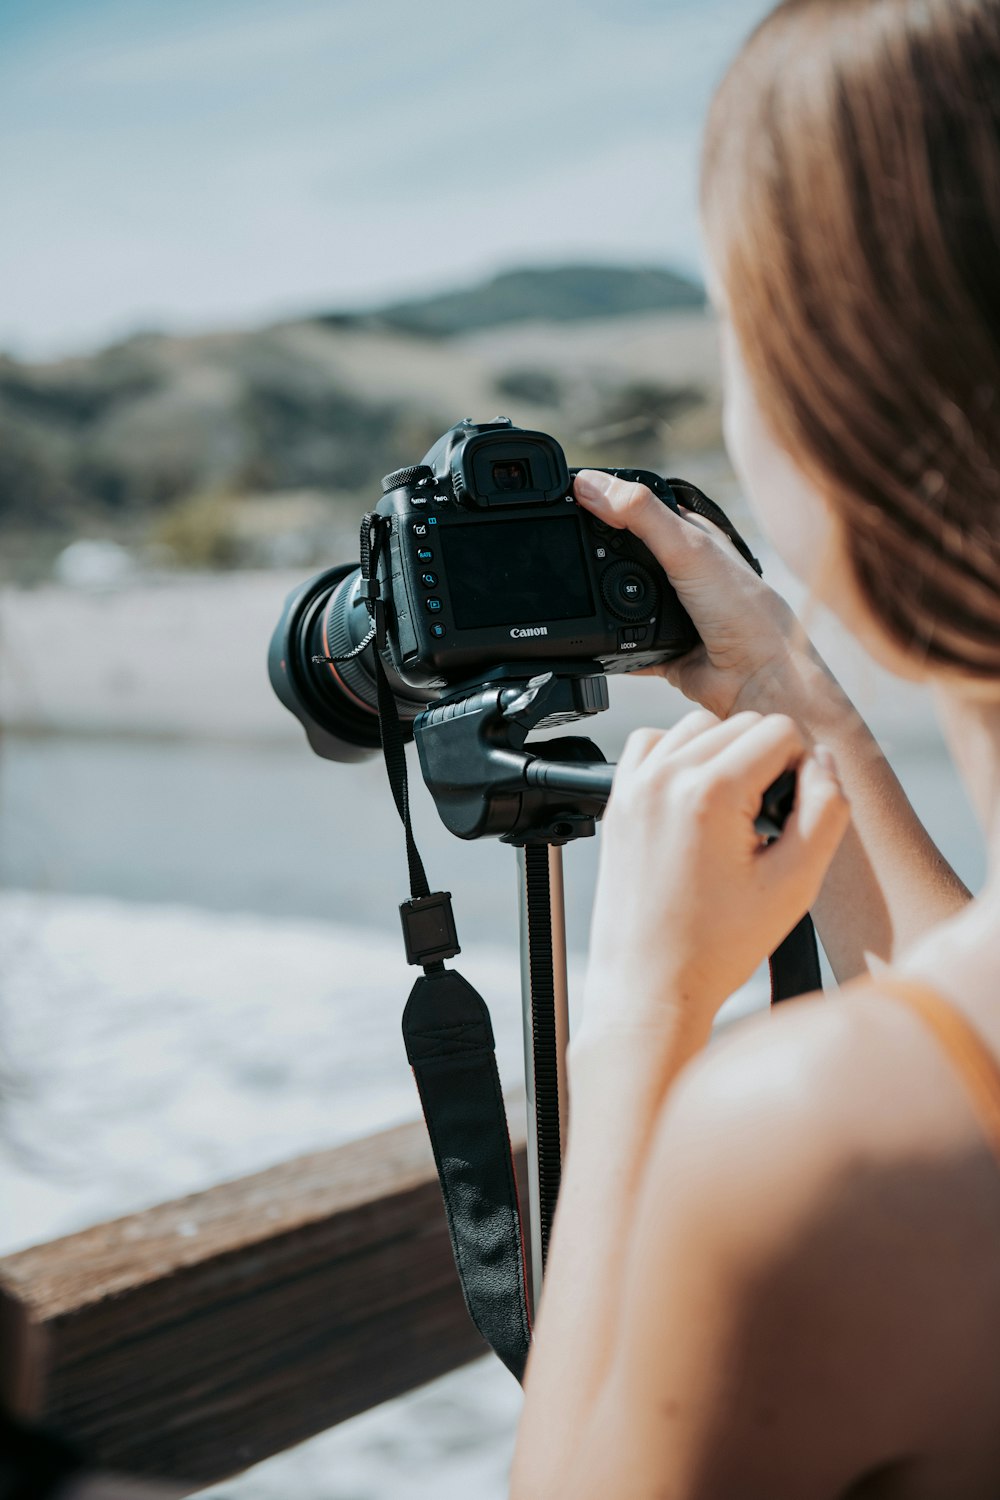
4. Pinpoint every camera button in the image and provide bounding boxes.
[430,622,447,639]
[420,571,438,588]
[416,547,434,563]
[412,522,429,537]
[601,559,656,621]
[425,597,444,613]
